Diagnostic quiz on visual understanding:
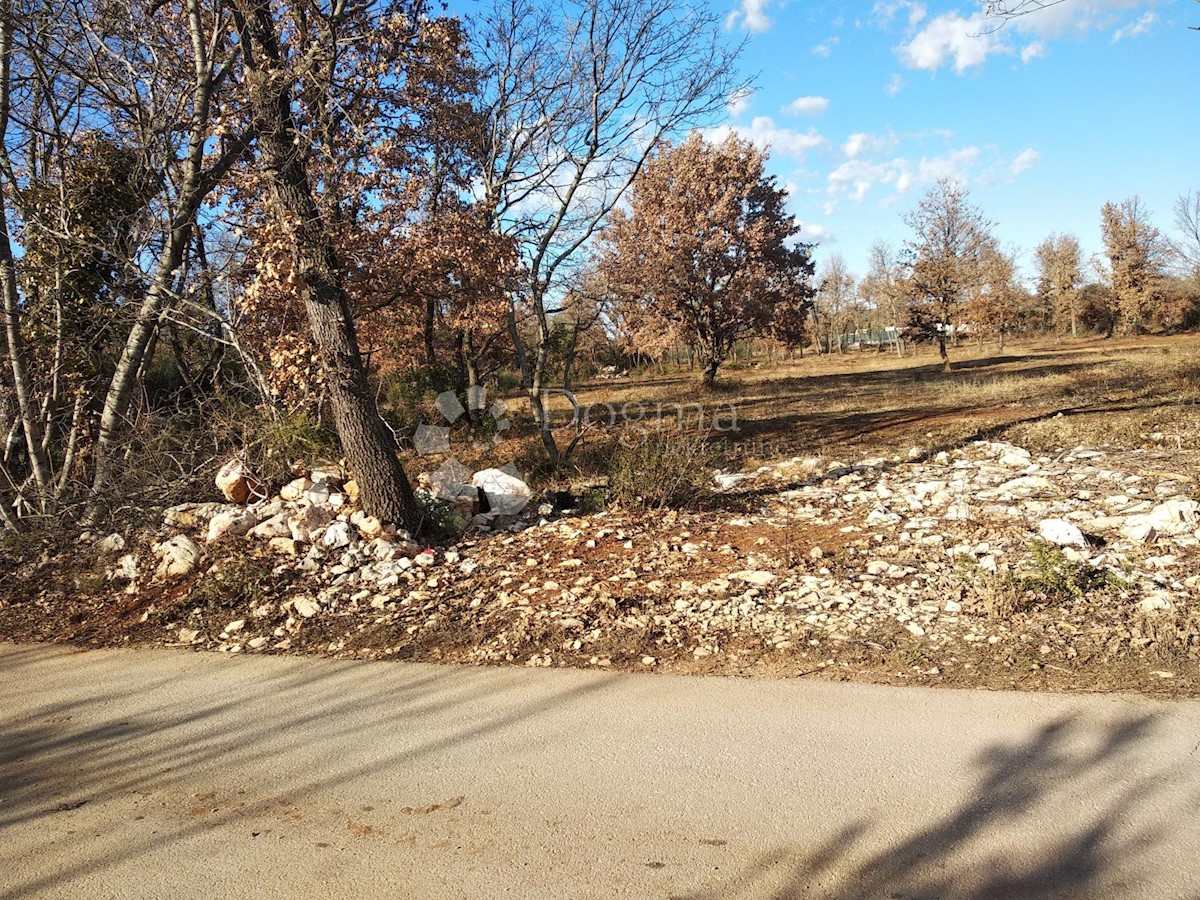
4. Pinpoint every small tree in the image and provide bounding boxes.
[472,0,743,463]
[902,178,993,371]
[1099,196,1167,335]
[860,240,908,356]
[968,241,1023,350]
[814,254,856,354]
[601,133,815,385]
[1035,232,1084,338]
